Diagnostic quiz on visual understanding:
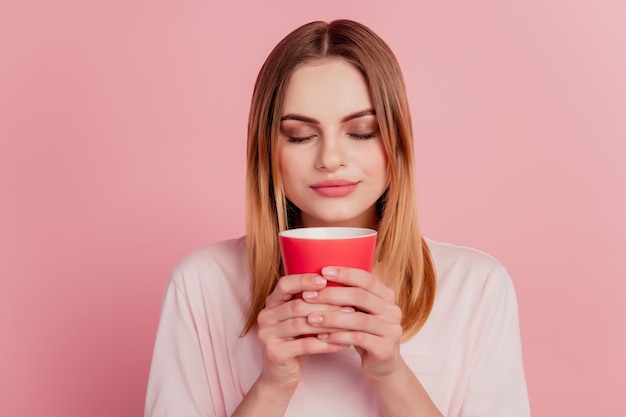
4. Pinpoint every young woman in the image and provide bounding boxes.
[145,20,531,417]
